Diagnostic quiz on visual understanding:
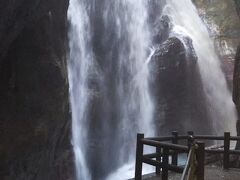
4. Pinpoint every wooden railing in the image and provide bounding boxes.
[134,131,240,180]
[181,144,196,180]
